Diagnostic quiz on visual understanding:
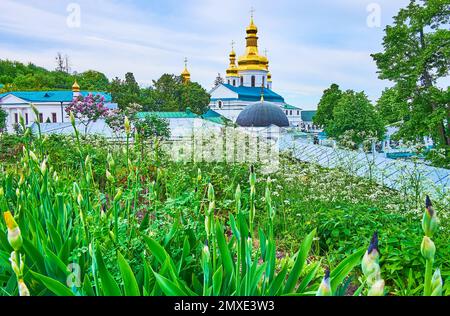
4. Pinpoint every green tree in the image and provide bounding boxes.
[134,115,170,139]
[376,86,407,125]
[109,73,142,110]
[180,82,210,114]
[0,107,7,132]
[372,0,450,147]
[314,84,342,127]
[326,90,386,146]
[143,74,210,114]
